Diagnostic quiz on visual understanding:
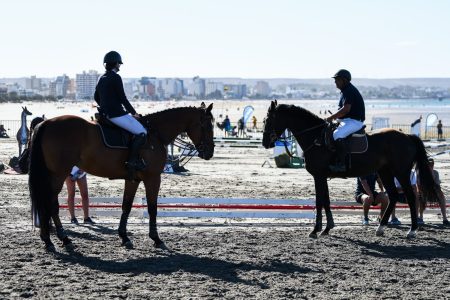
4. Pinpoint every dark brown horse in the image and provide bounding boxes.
[29,103,215,251]
[262,101,438,239]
